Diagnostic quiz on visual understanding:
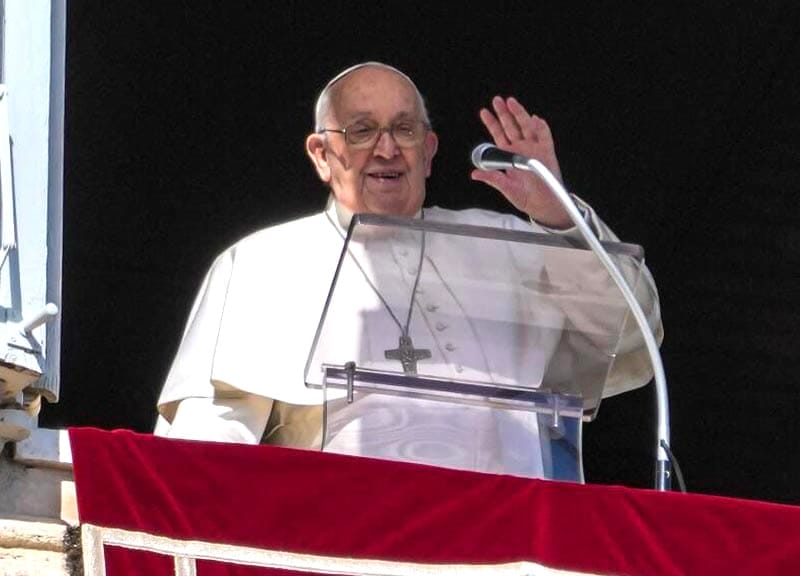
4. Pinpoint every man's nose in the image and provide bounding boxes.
[372,128,400,158]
